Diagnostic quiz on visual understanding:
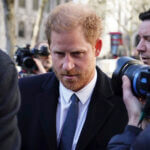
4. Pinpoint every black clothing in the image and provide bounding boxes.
[18,67,128,150]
